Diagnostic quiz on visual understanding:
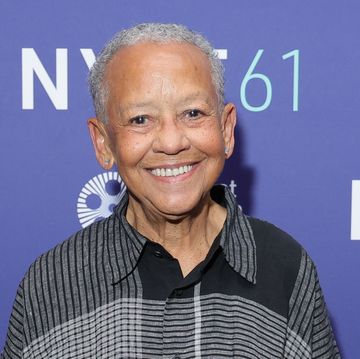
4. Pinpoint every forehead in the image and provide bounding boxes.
[104,41,214,96]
